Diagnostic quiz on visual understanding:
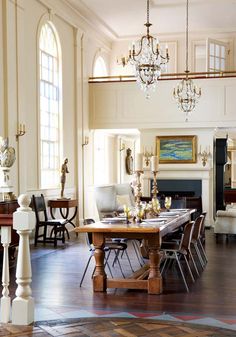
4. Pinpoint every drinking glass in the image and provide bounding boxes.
[165,197,172,211]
